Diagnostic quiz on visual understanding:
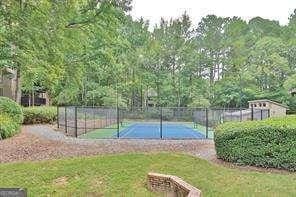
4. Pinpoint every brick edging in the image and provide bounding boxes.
[147,172,202,197]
